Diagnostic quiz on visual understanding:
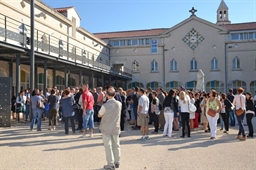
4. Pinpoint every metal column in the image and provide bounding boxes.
[115,77,118,87]
[64,66,68,87]
[9,61,13,77]
[79,70,83,85]
[91,72,95,88]
[125,80,127,90]
[34,66,37,89]
[52,69,56,87]
[109,76,111,86]
[16,55,20,95]
[30,0,35,92]
[101,74,104,87]
[43,61,47,96]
